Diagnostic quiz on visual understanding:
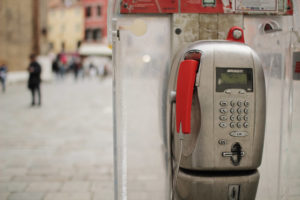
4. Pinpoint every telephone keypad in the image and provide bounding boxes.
[219,99,250,130]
